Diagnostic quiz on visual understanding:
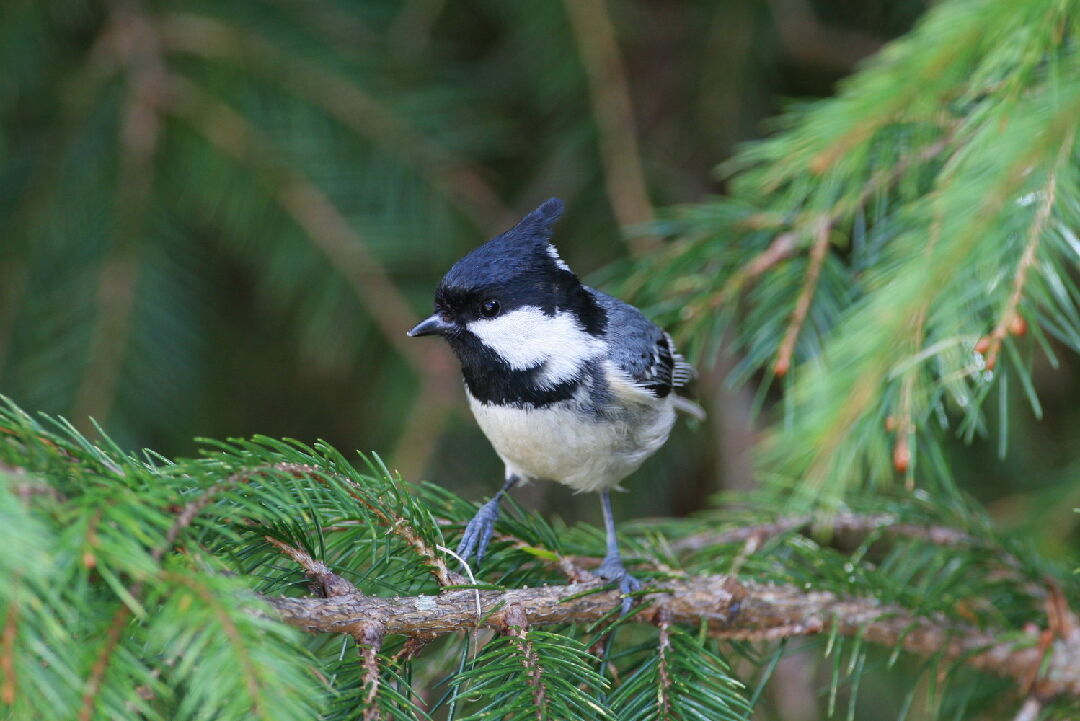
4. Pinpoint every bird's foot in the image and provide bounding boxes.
[456,497,502,569]
[596,554,642,616]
